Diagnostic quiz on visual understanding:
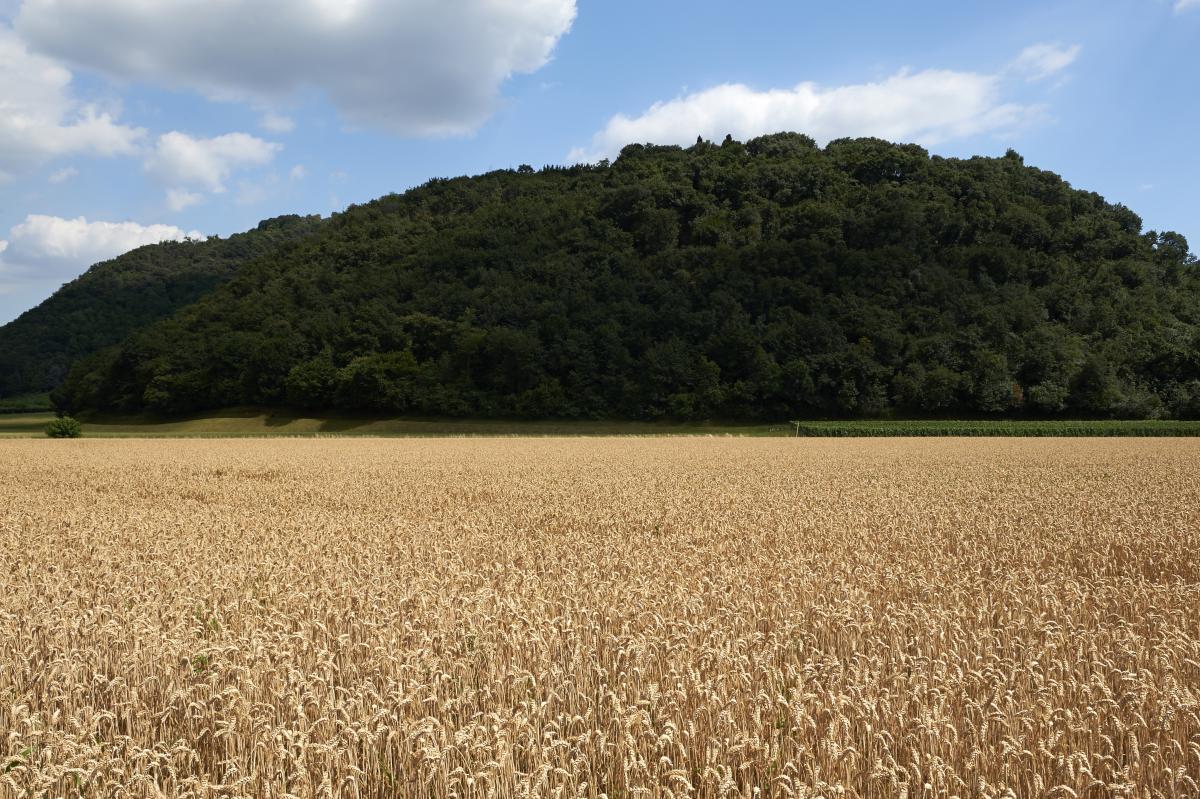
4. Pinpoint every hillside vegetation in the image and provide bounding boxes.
[37,134,1200,419]
[0,214,322,398]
